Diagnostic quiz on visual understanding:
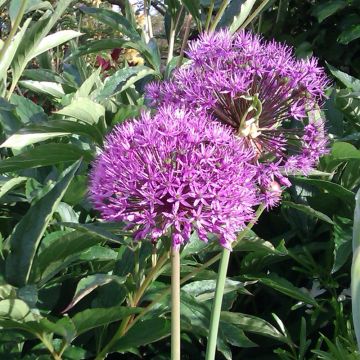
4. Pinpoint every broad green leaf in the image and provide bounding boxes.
[352,188,360,350]
[294,178,355,206]
[182,279,250,301]
[0,144,91,173]
[181,0,201,21]
[112,318,171,352]
[31,30,82,59]
[245,274,317,306]
[9,0,52,23]
[217,0,257,33]
[55,97,105,125]
[62,274,127,313]
[11,93,47,124]
[5,161,80,286]
[71,39,159,71]
[72,306,141,336]
[19,80,65,98]
[80,6,140,41]
[338,24,360,45]
[327,63,360,91]
[96,66,157,101]
[112,104,144,125]
[335,89,360,121]
[332,217,352,273]
[0,299,36,321]
[10,0,74,91]
[1,120,103,148]
[31,231,104,282]
[0,18,31,81]
[331,142,360,160]
[0,176,27,198]
[220,311,287,342]
[61,222,129,245]
[311,0,346,23]
[74,67,101,99]
[282,201,334,224]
